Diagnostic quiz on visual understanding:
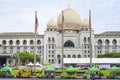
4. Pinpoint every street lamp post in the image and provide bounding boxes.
[89,10,92,68]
